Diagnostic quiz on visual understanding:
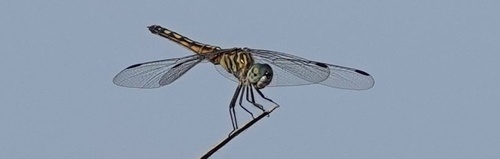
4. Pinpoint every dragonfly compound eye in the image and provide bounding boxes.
[247,63,273,89]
